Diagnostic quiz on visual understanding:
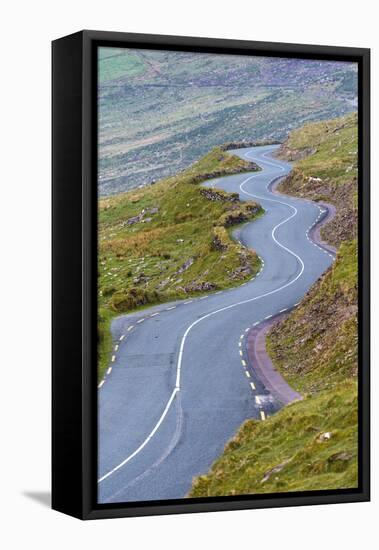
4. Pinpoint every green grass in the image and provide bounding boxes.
[98,147,262,380]
[98,47,145,83]
[284,112,358,184]
[189,113,358,496]
[189,380,357,497]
